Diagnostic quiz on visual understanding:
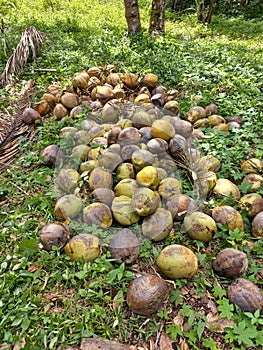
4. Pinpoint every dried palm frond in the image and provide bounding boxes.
[0,26,48,88]
[0,80,36,173]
